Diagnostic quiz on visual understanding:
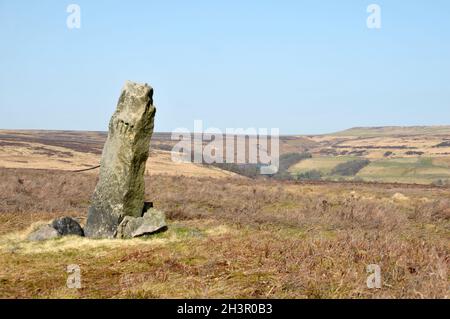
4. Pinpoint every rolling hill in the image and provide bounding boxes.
[2,126,450,184]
